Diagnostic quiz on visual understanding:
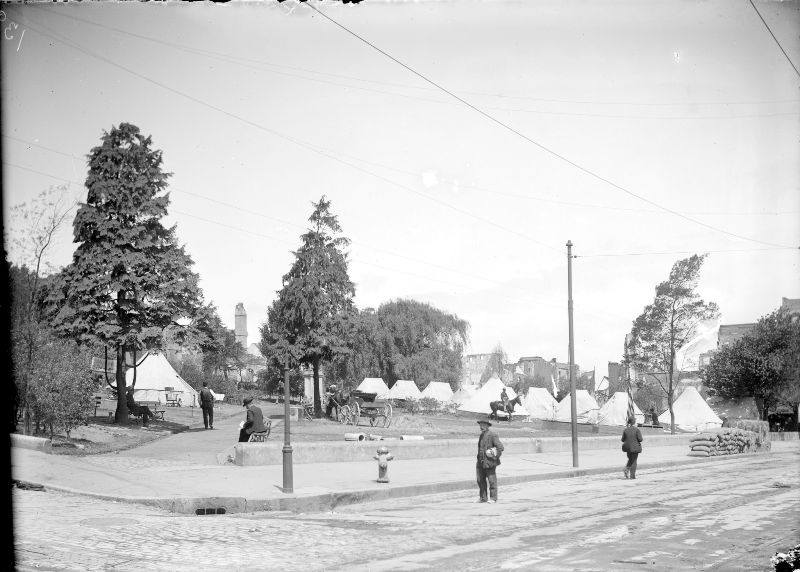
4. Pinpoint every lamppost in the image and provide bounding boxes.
[282,356,293,493]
